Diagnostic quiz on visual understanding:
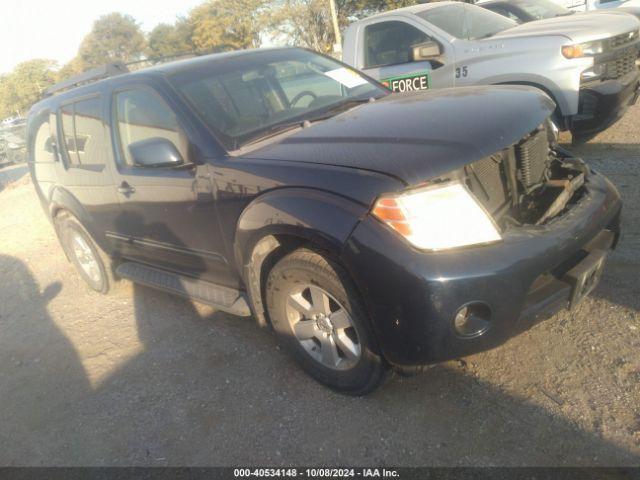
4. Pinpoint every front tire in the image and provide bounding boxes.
[266,248,387,395]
